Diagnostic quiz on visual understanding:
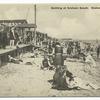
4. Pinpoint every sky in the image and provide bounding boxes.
[0,4,100,40]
